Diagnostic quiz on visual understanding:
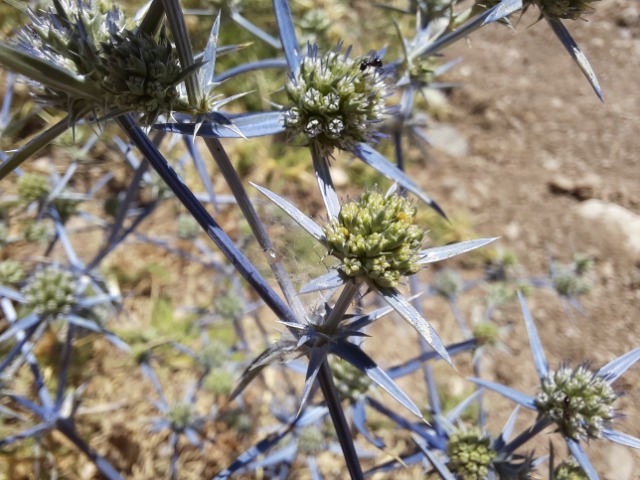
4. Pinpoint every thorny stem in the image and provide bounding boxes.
[504,417,552,454]
[163,0,305,321]
[204,137,307,322]
[162,0,201,102]
[317,360,365,480]
[323,281,359,333]
[116,114,298,326]
[310,143,341,220]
